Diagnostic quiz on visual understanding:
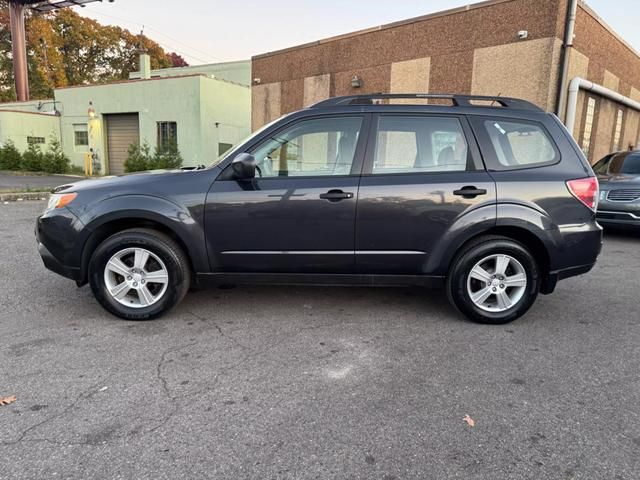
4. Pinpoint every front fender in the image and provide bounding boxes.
[74,194,209,274]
